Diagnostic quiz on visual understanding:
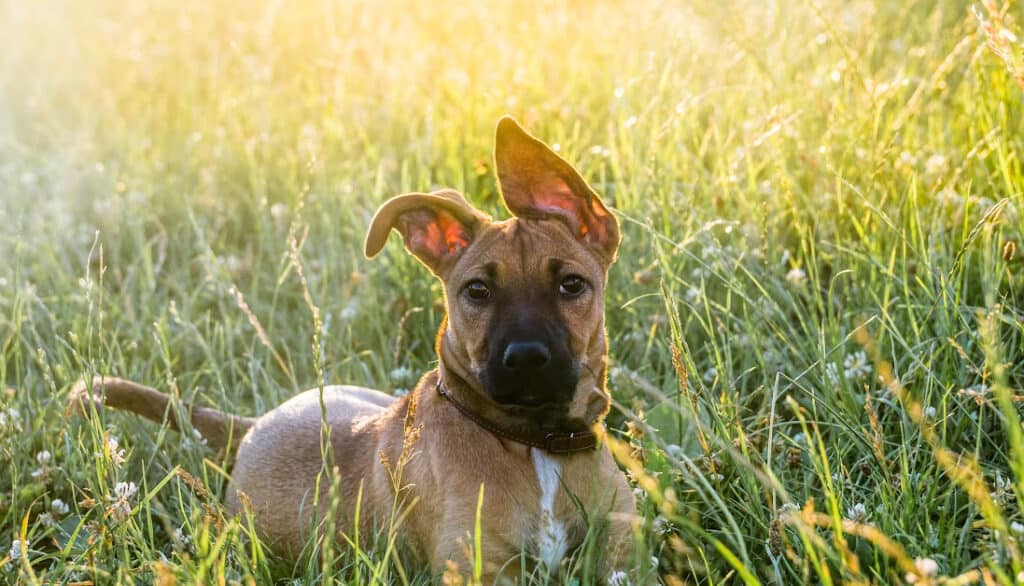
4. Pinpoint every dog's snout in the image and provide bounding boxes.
[502,341,551,371]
